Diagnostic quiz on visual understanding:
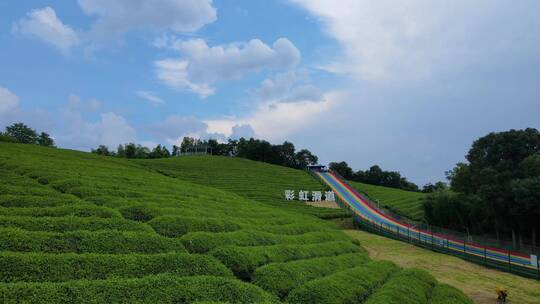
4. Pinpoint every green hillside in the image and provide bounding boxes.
[349,181,426,221]
[136,156,348,219]
[0,143,470,303]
